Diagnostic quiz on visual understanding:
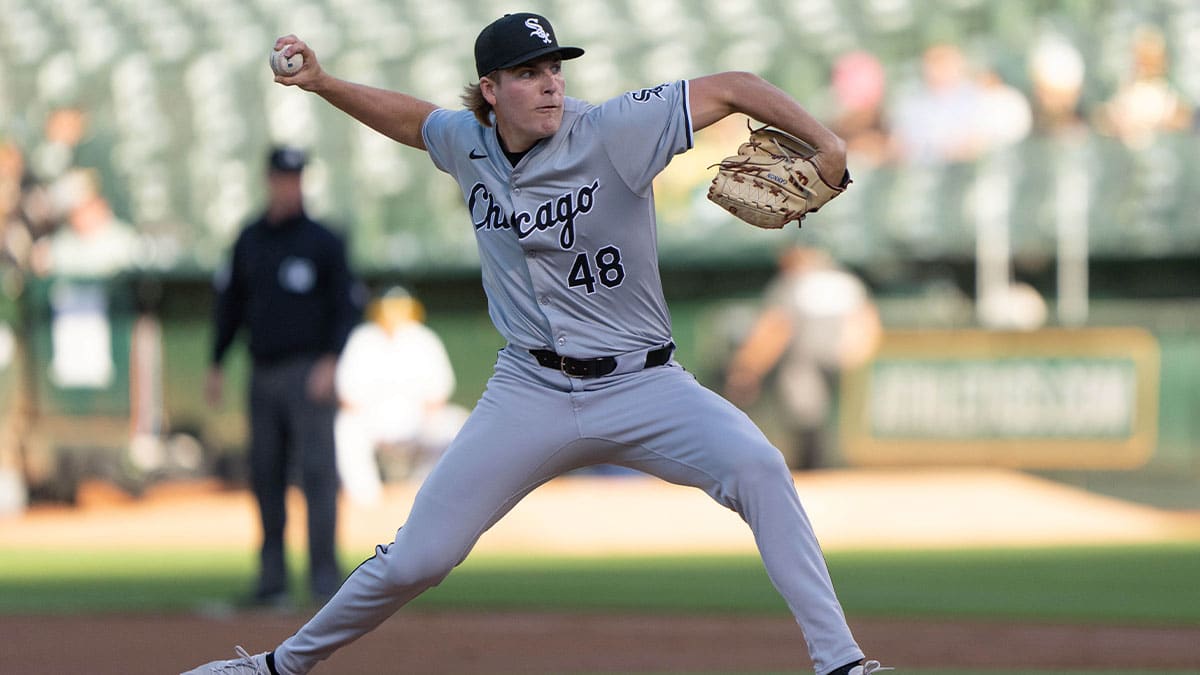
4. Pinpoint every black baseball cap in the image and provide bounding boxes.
[268,146,307,173]
[474,12,584,78]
